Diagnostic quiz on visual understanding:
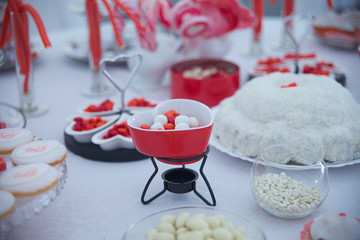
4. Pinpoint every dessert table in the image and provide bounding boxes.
[0,17,359,240]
